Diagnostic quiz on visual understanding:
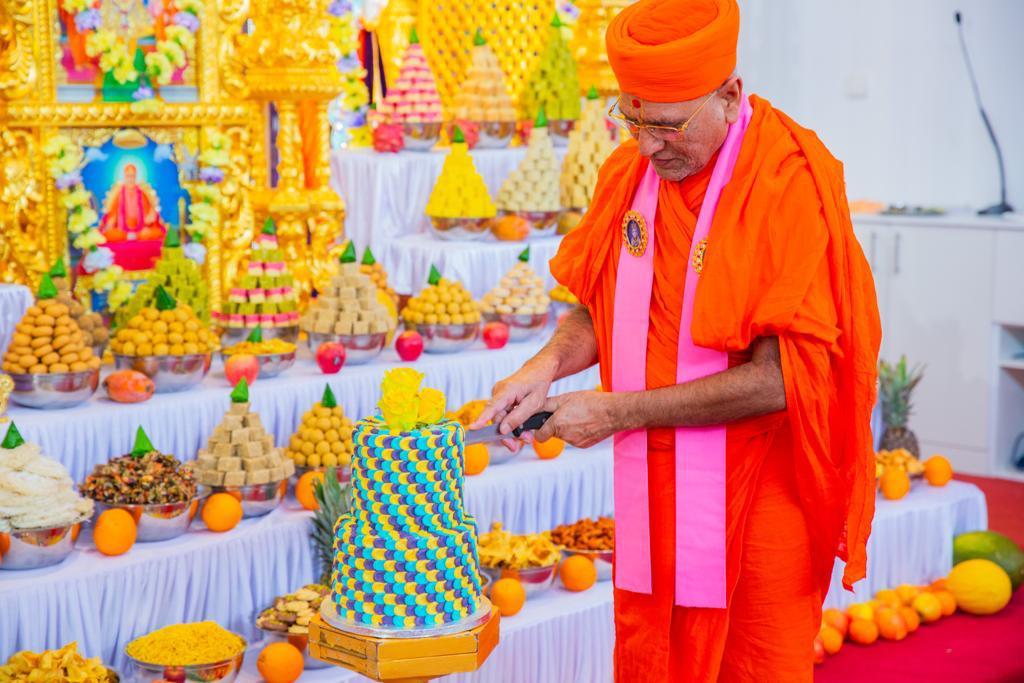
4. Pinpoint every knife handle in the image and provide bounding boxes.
[511,412,552,438]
